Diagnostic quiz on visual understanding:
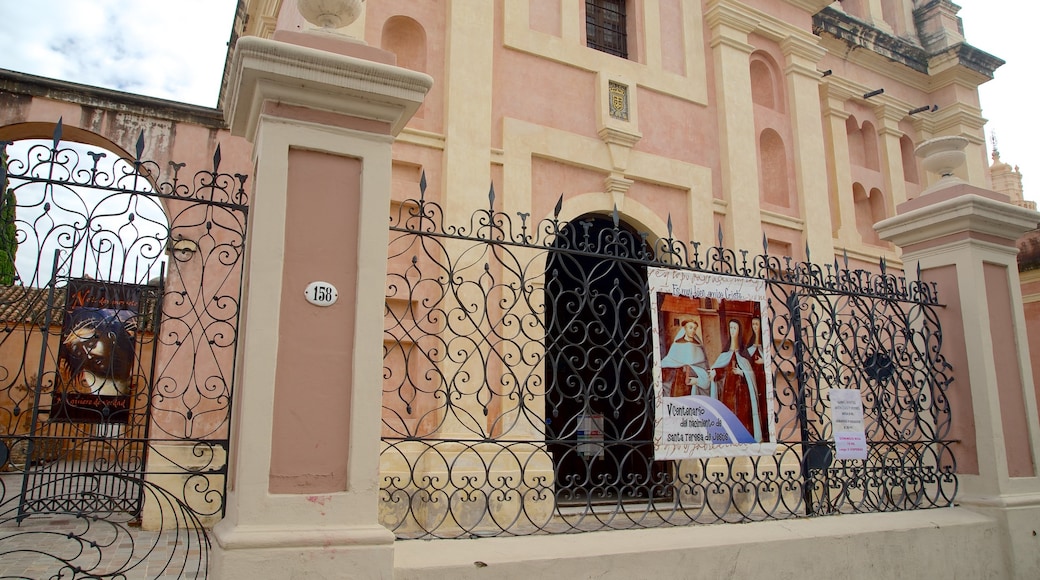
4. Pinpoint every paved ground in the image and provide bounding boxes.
[0,515,207,579]
[0,470,208,579]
